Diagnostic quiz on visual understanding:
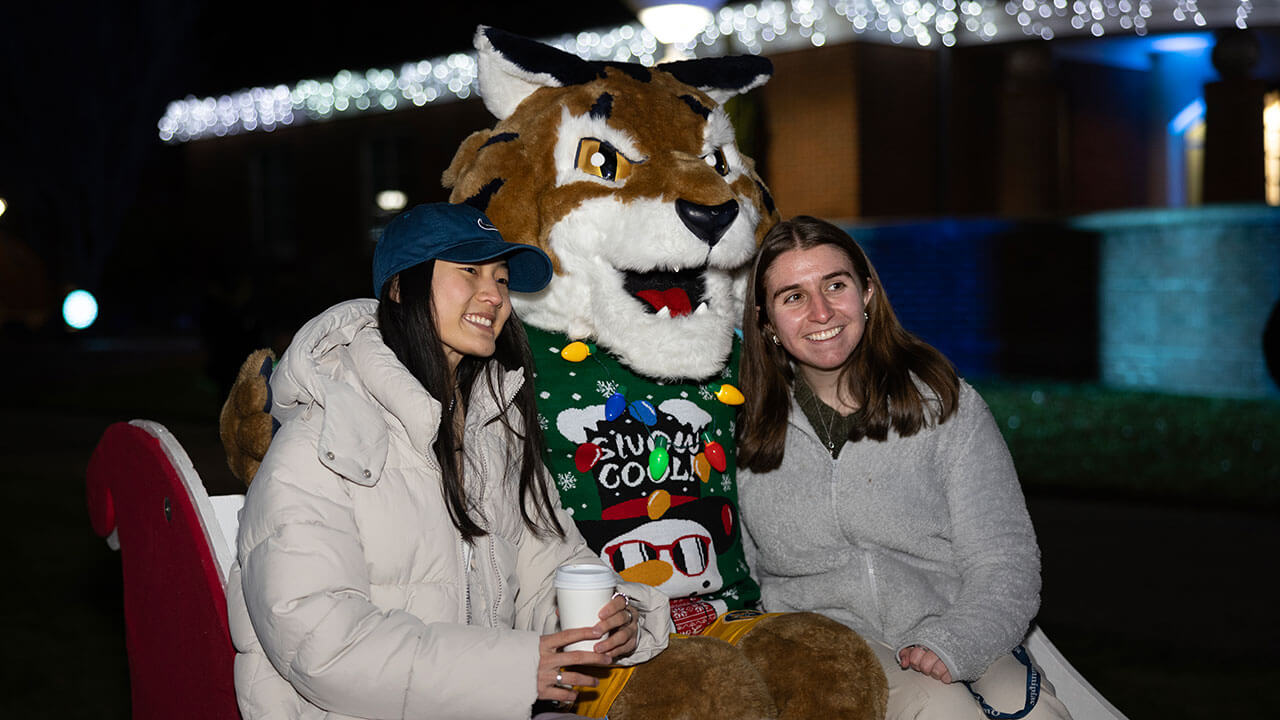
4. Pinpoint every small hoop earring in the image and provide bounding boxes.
[770,334,781,346]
